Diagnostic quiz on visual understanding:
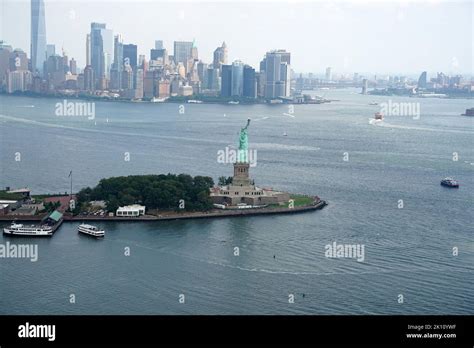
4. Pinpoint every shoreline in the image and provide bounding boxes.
[0,200,327,223]
[2,90,472,104]
[0,91,334,105]
[0,91,270,105]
